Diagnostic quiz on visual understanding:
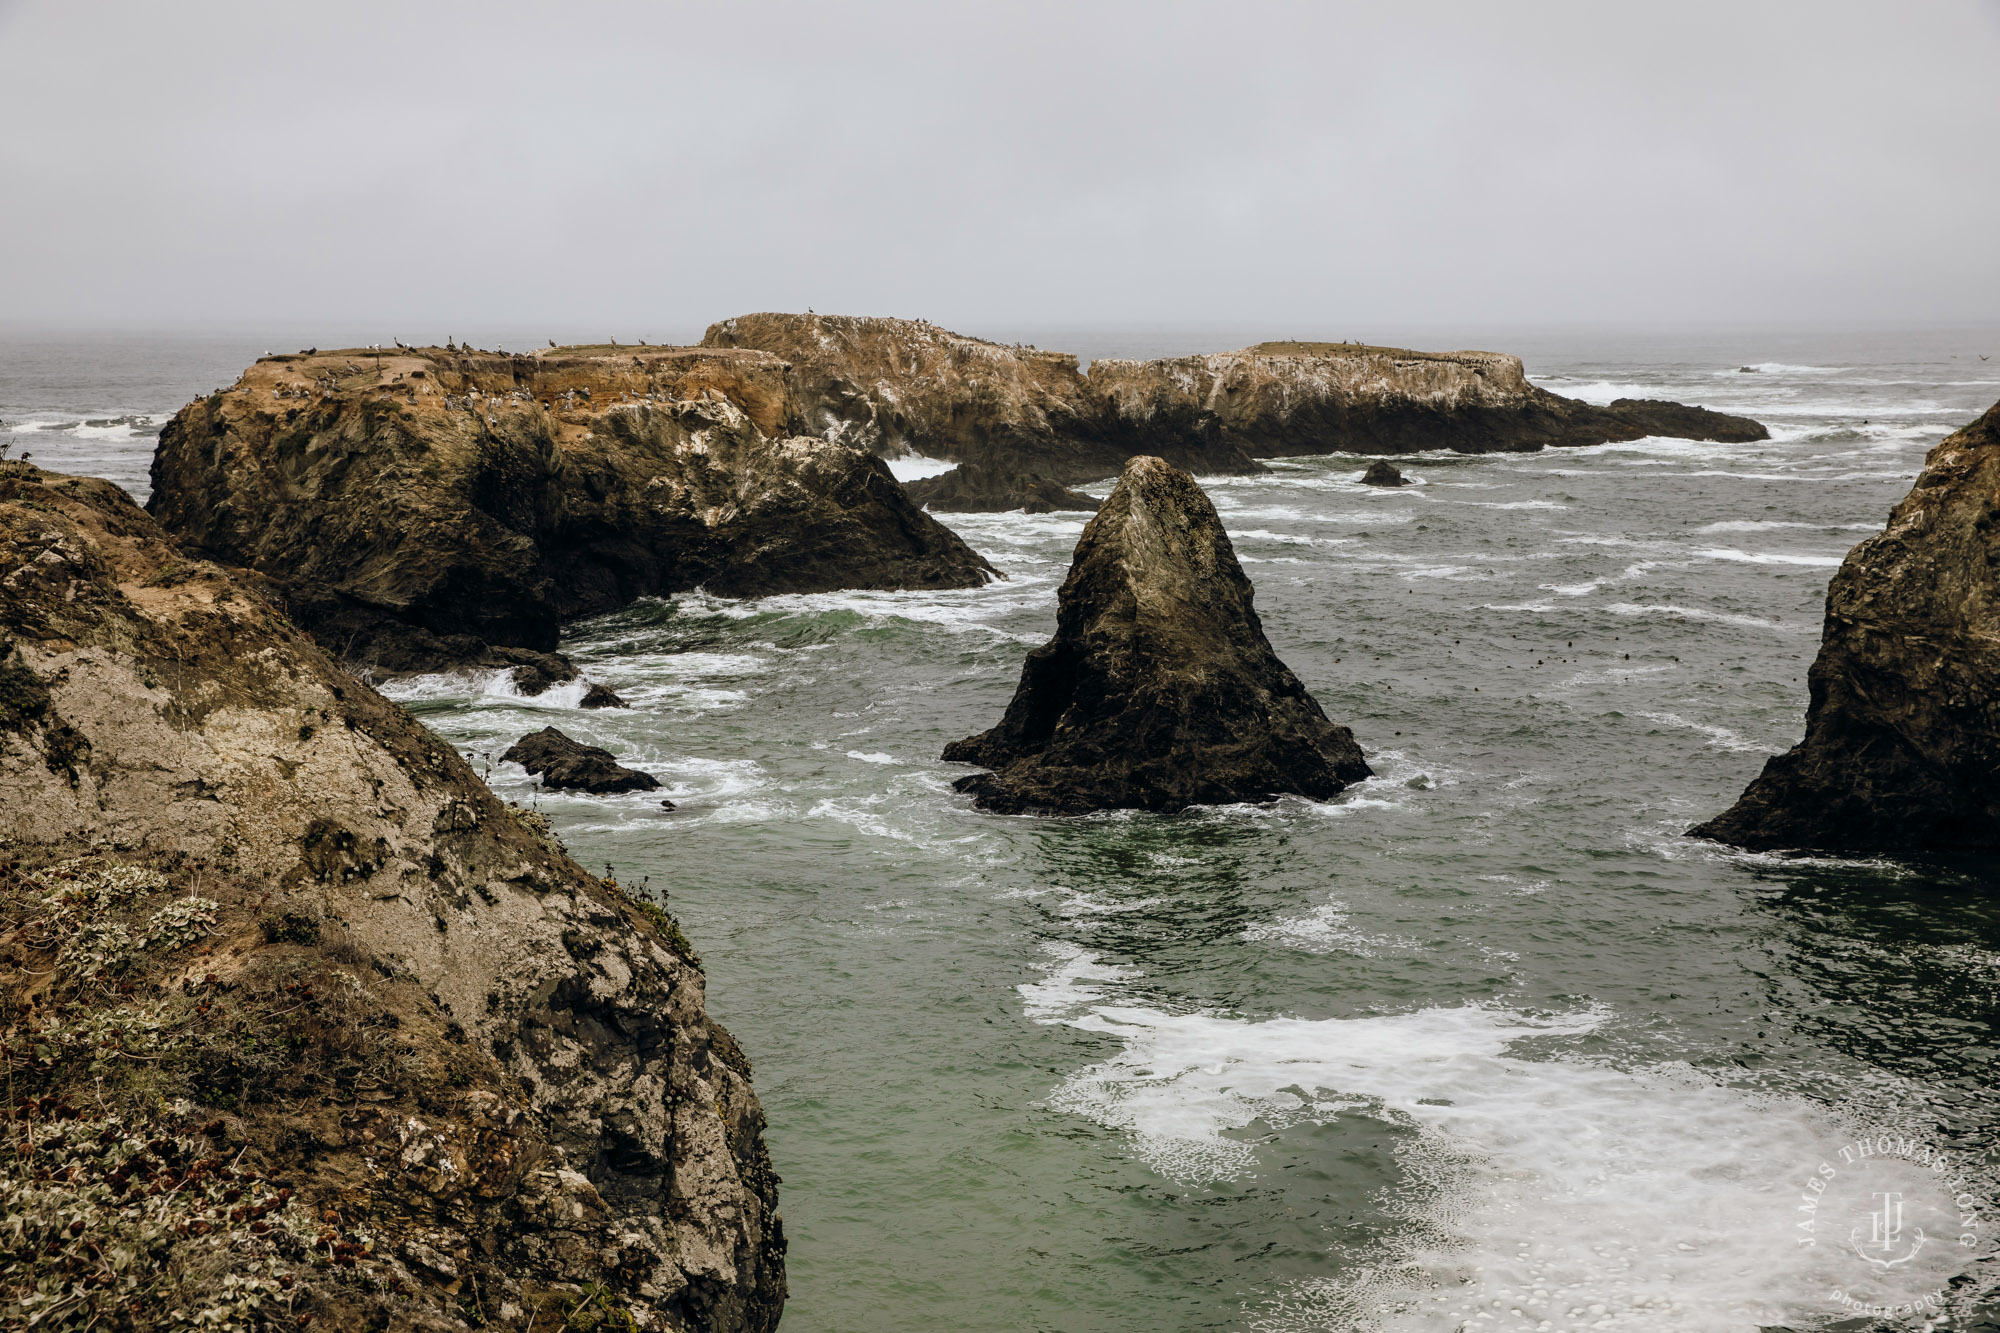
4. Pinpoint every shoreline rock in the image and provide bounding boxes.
[0,462,784,1329]
[1690,399,2000,853]
[943,455,1370,813]
[902,462,1101,514]
[502,726,661,794]
[147,345,995,676]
